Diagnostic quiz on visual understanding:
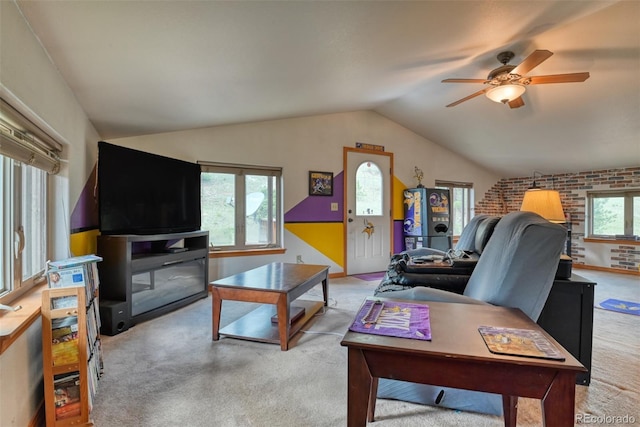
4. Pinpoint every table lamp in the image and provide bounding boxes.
[520,172,572,278]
